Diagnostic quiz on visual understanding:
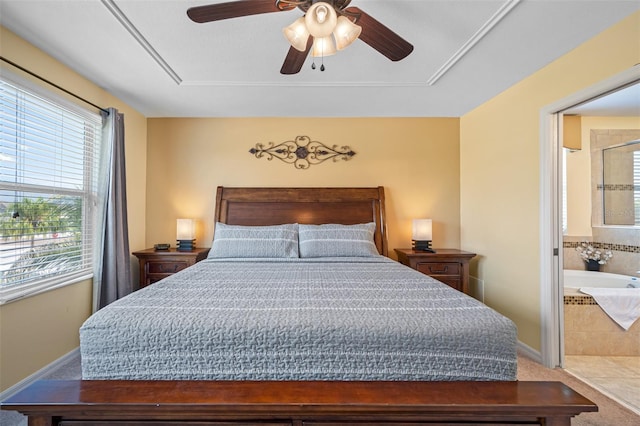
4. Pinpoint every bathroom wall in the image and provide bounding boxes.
[564,119,640,276]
